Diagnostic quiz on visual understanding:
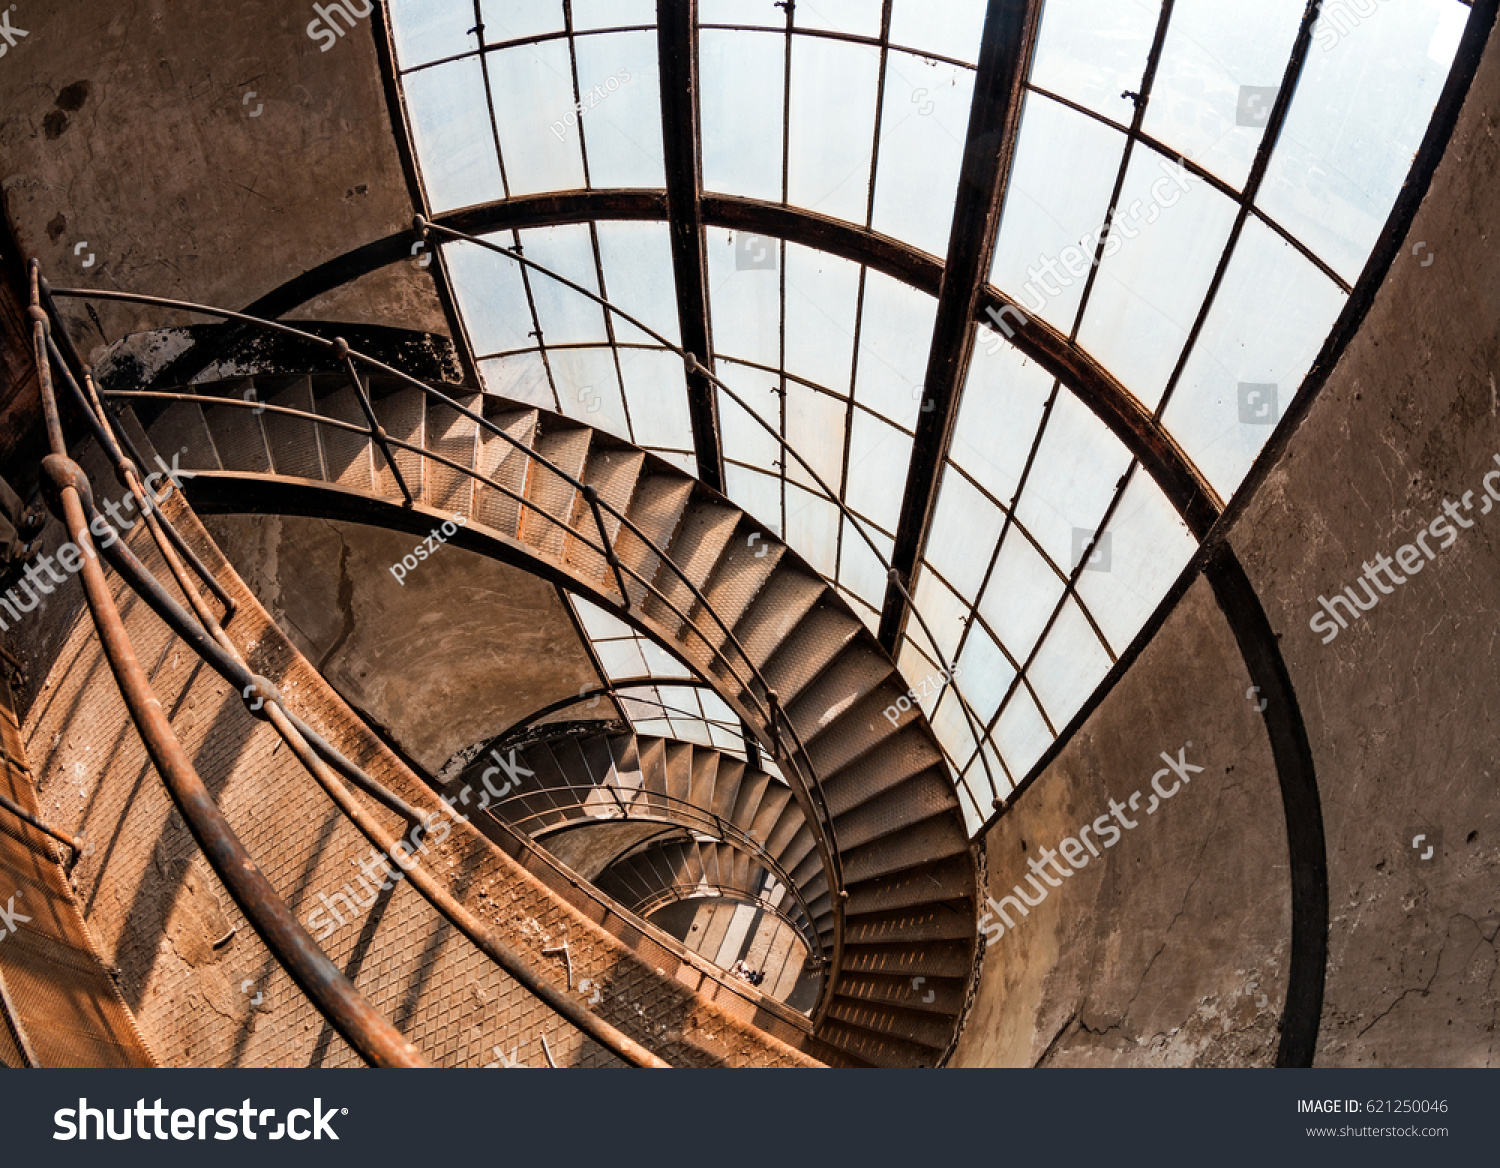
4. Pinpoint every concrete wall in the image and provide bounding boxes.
[0,0,447,354]
[956,19,1500,1068]
[202,512,603,778]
